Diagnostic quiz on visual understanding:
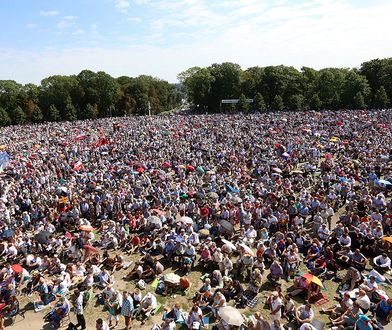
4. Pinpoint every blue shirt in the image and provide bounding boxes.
[121,296,134,317]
